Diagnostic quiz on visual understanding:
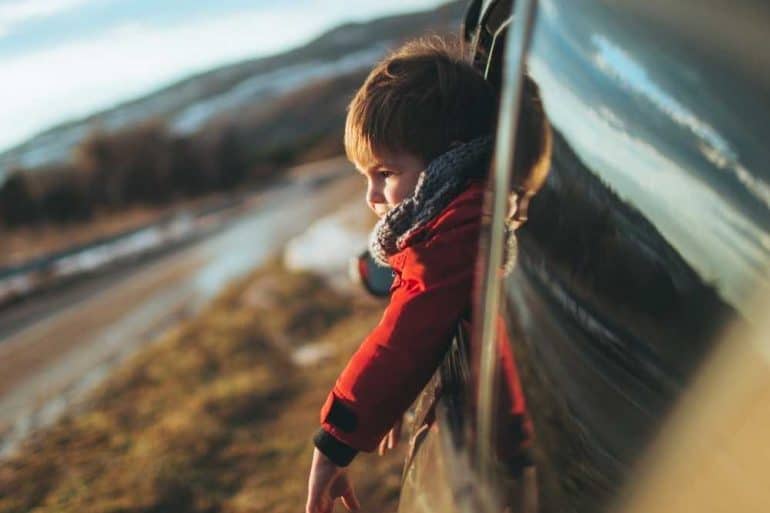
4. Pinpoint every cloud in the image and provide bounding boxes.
[529,52,770,312]
[591,34,733,160]
[0,0,446,152]
[0,0,94,36]
[591,34,770,211]
[0,8,313,150]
